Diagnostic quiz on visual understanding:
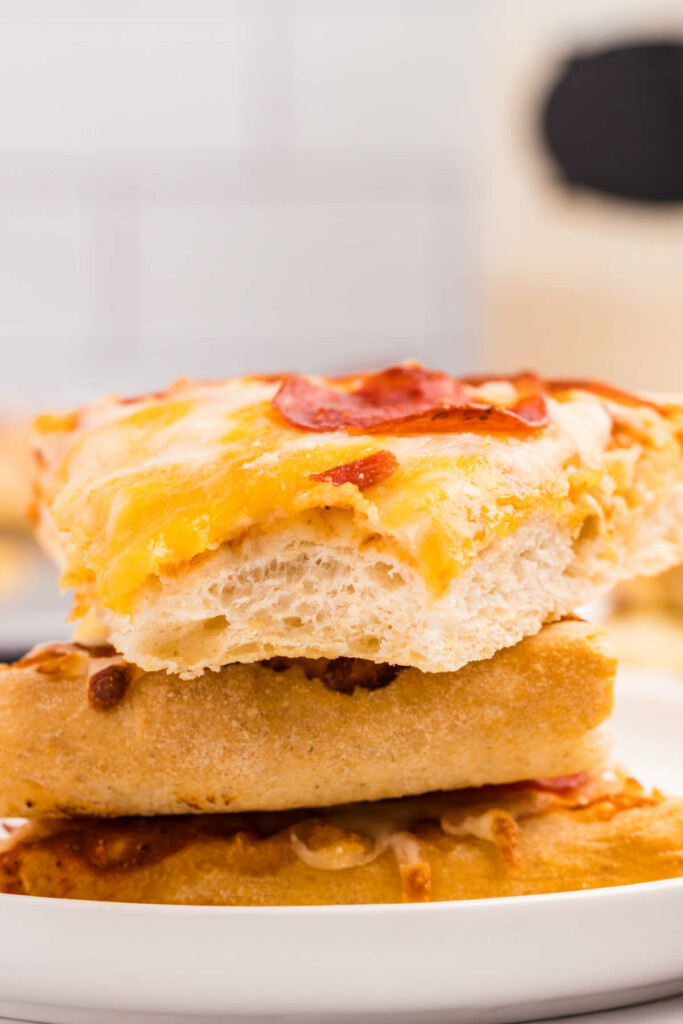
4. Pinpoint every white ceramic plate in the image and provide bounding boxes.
[0,674,682,1024]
